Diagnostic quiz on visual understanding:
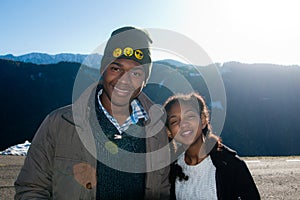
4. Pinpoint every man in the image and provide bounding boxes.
[15,26,170,199]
